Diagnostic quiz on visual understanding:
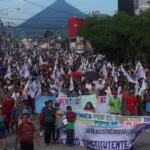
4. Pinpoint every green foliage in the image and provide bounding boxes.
[43,30,53,38]
[79,10,150,63]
